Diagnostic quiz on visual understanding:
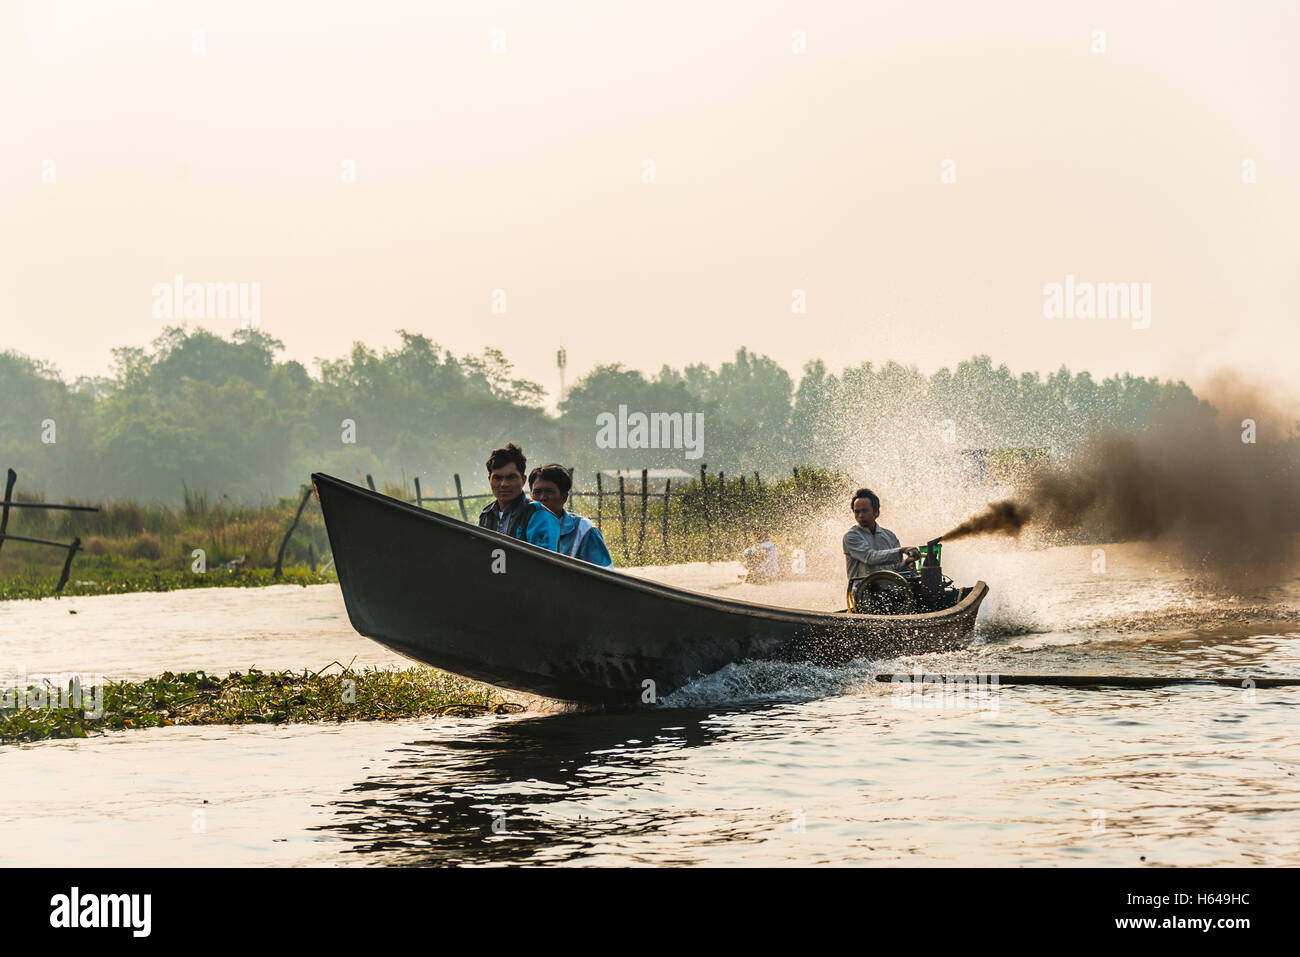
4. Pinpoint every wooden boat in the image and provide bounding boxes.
[313,472,989,709]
